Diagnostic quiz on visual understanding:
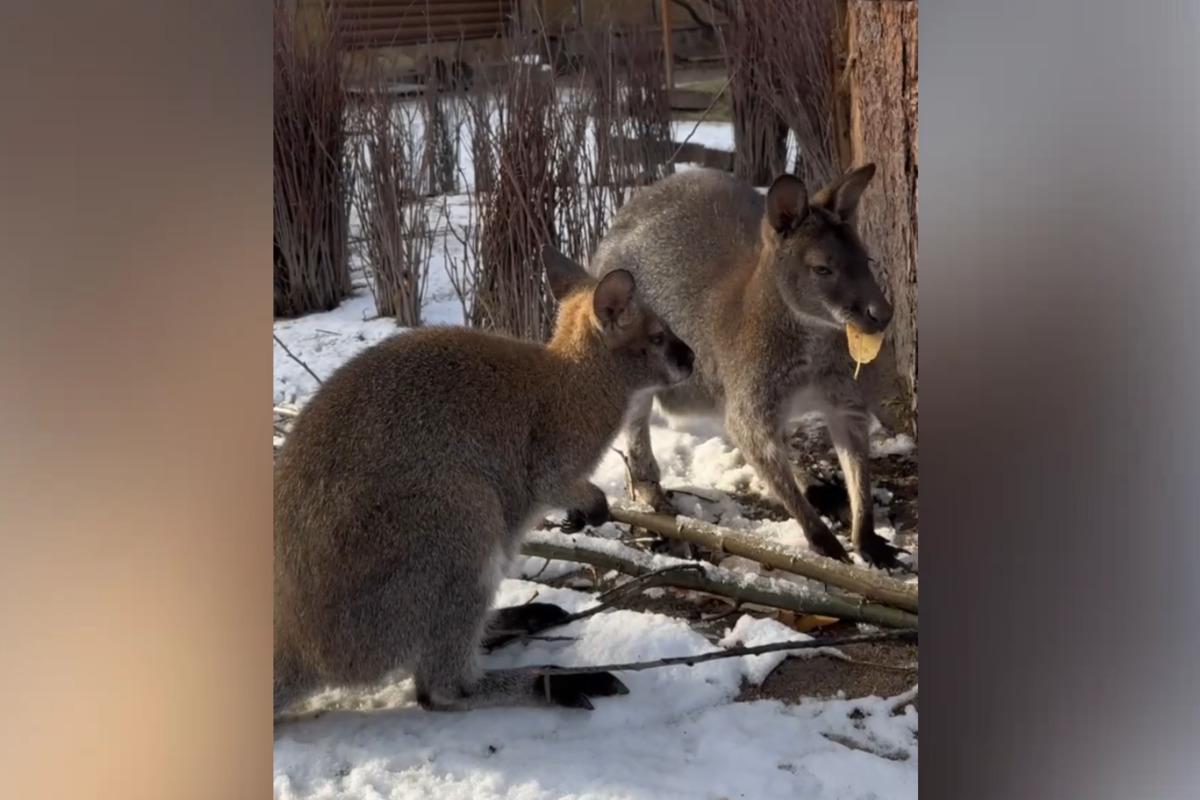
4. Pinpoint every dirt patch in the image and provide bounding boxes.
[737,625,917,706]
